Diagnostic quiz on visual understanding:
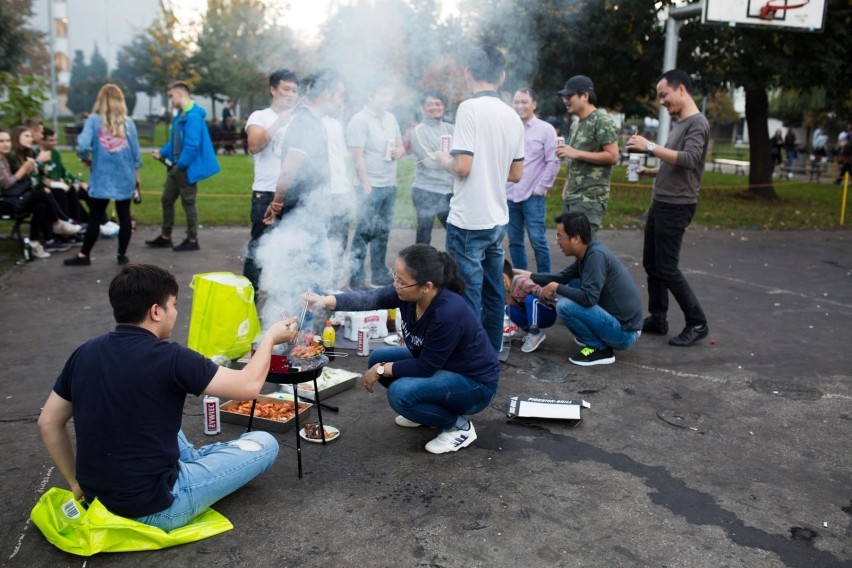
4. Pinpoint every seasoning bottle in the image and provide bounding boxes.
[387,308,396,332]
[322,320,335,361]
